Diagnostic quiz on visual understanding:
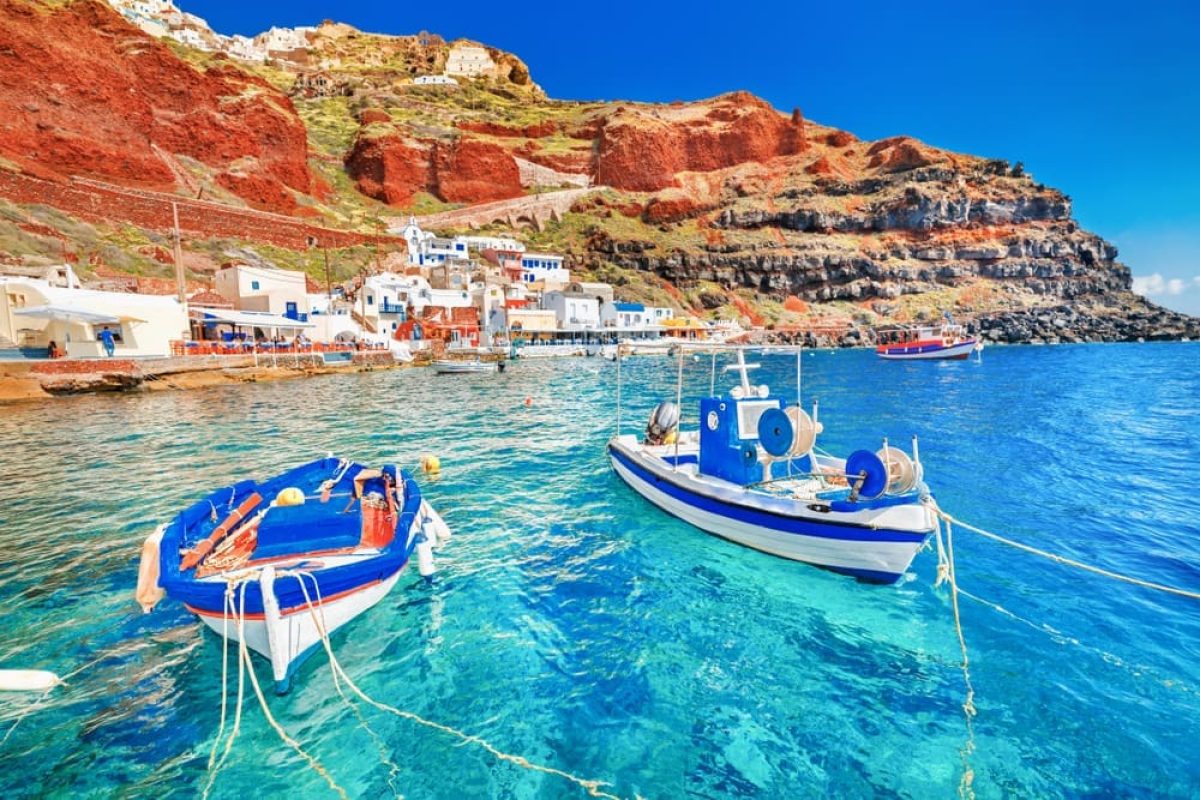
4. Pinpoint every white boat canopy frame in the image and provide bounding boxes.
[614,343,810,468]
